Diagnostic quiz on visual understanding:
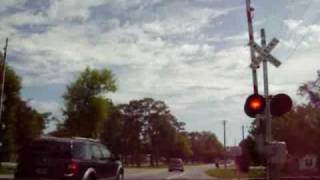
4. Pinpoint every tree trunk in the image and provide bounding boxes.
[150,154,154,166]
